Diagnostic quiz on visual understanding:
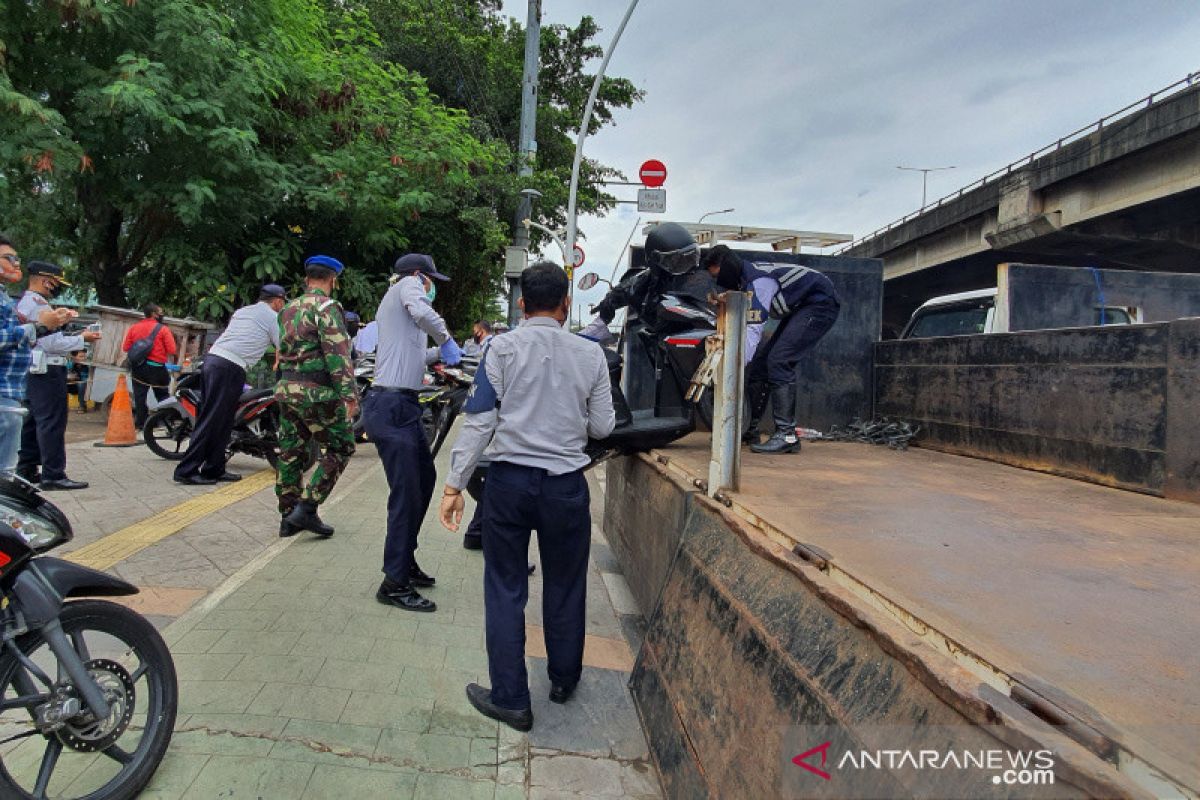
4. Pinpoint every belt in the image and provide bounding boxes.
[372,386,419,400]
[281,370,332,386]
[43,356,67,367]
